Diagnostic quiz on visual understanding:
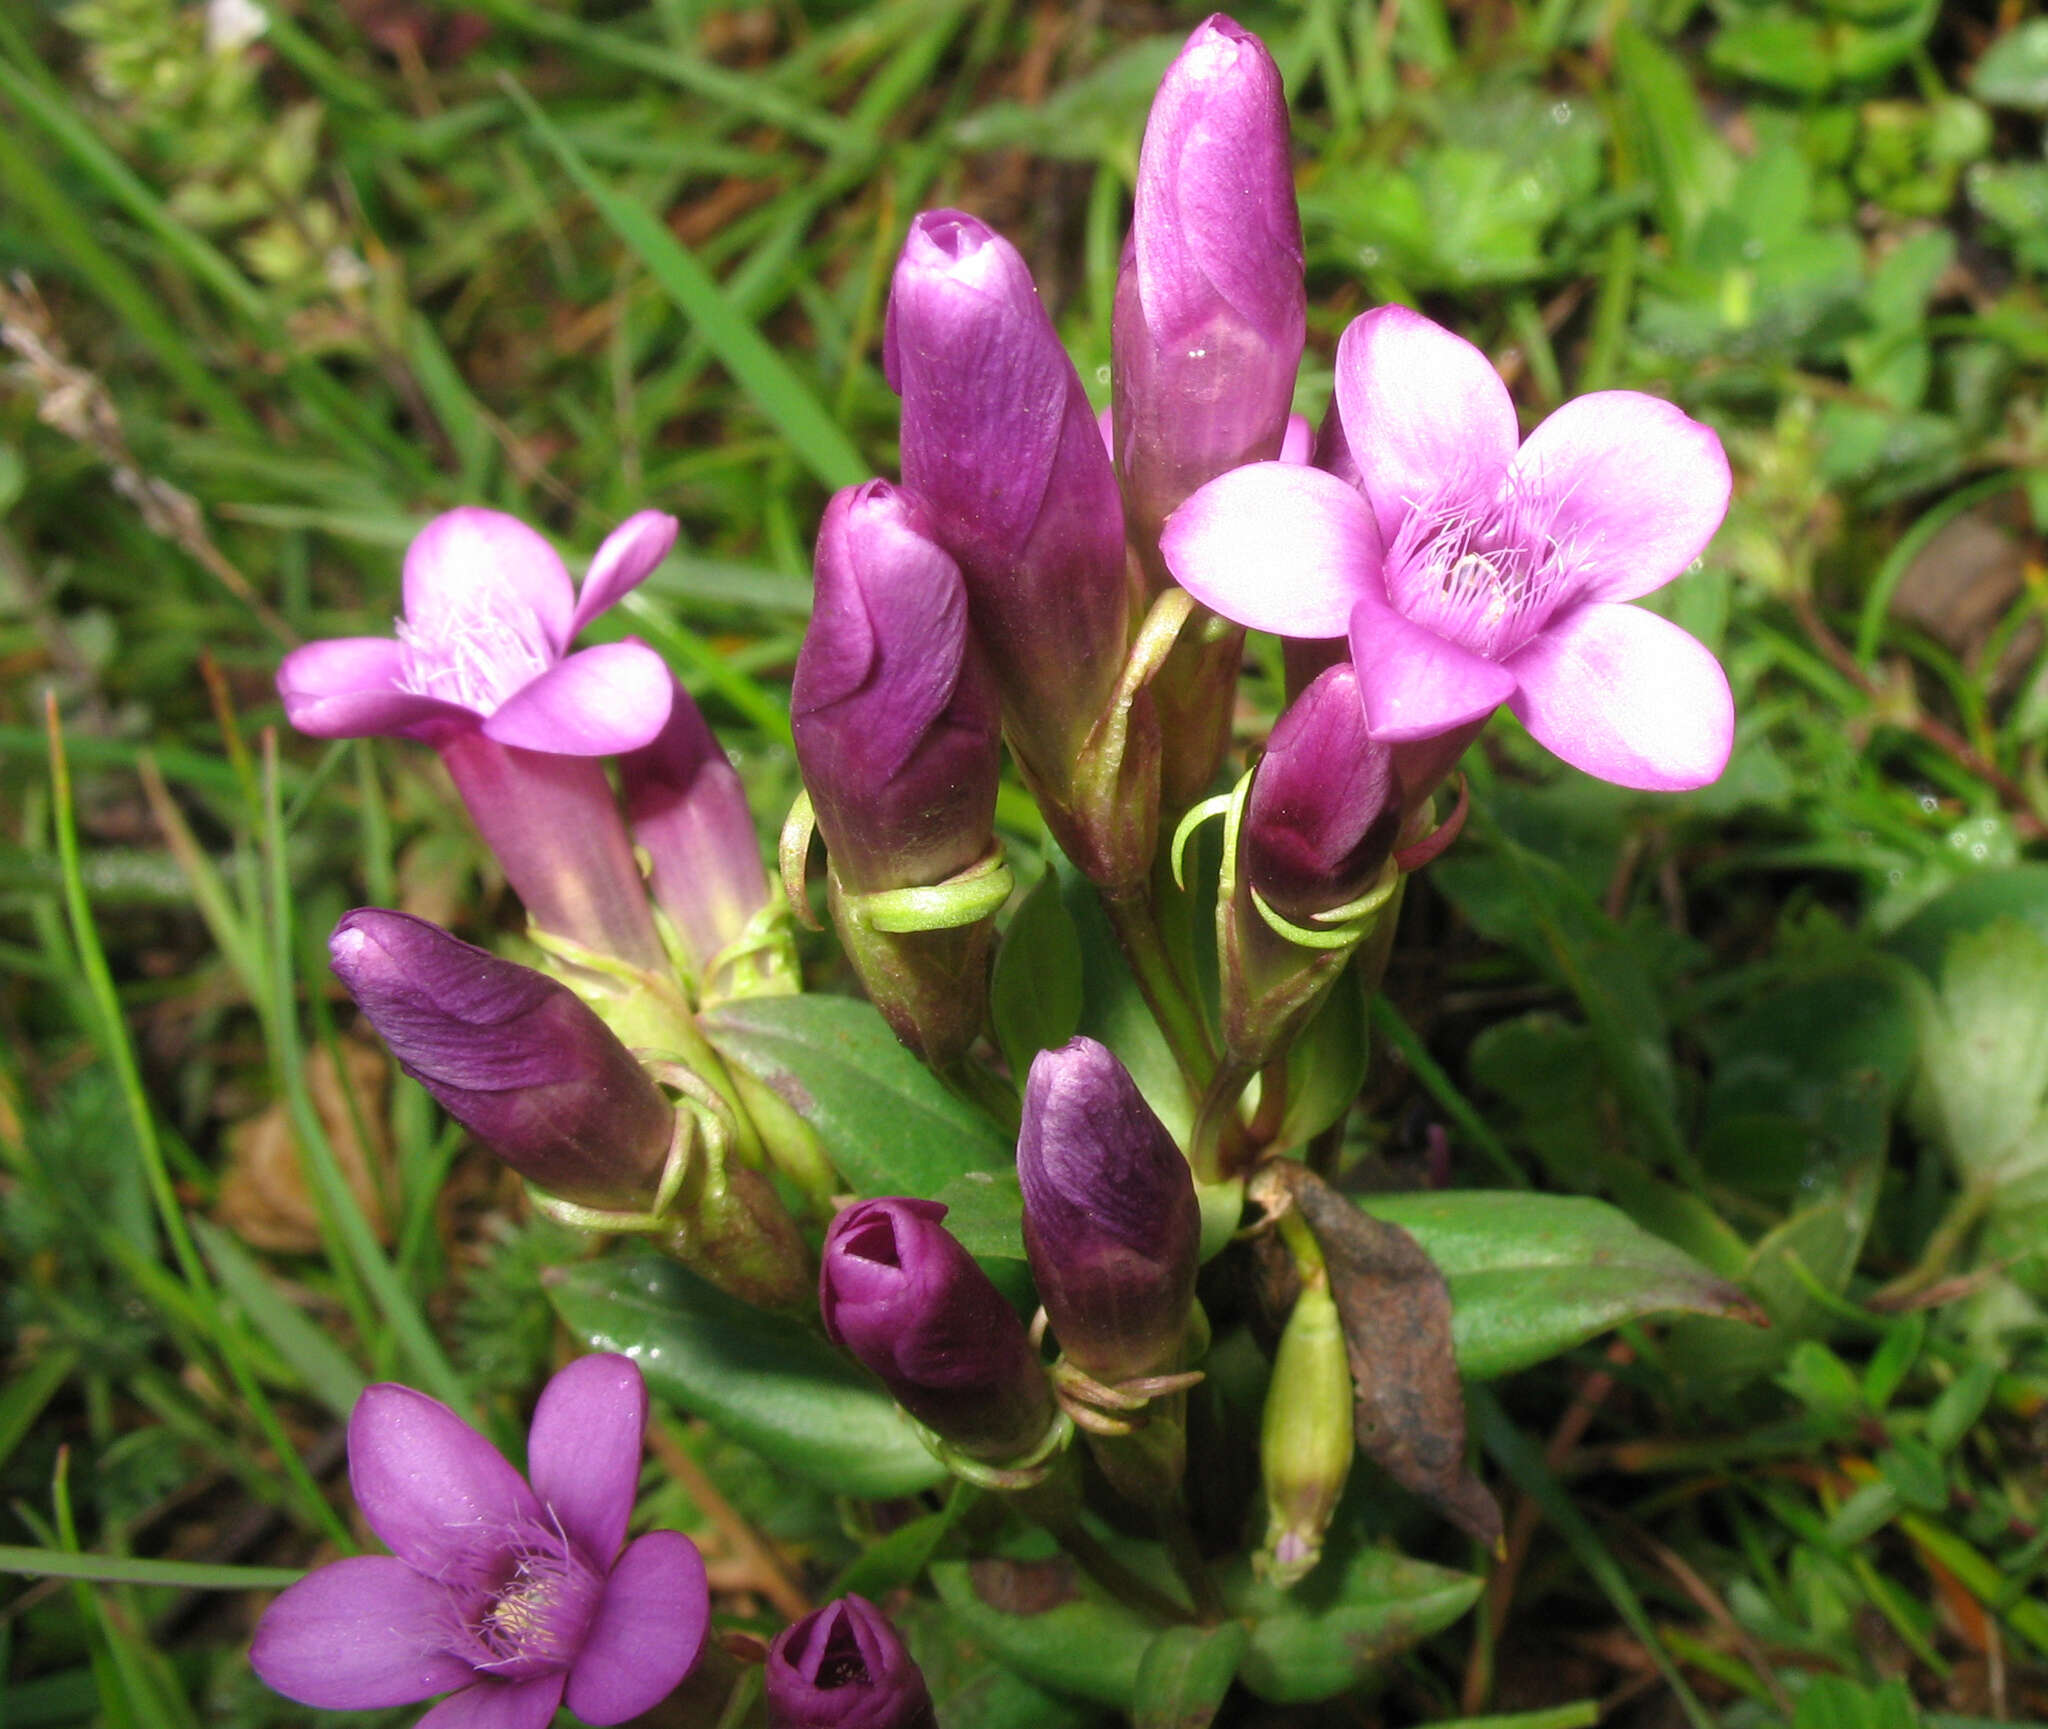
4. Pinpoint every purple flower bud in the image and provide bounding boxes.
[793,482,1004,1064]
[794,483,1001,896]
[885,211,1129,793]
[329,909,673,1209]
[820,1198,1053,1461]
[1243,664,1401,927]
[765,1596,935,1729]
[1018,1039,1200,1385]
[1113,15,1304,550]
[618,677,773,984]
